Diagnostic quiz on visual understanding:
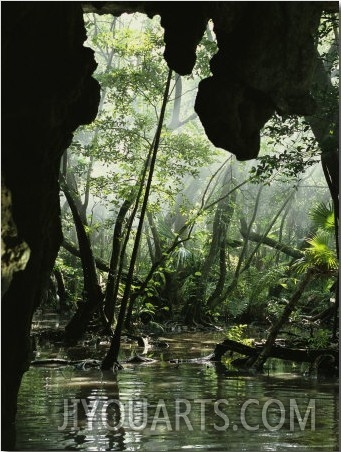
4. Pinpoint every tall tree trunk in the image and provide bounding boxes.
[169,73,182,130]
[306,45,339,252]
[101,69,173,370]
[305,41,339,337]
[147,211,163,262]
[61,177,103,343]
[168,73,197,130]
[206,181,237,310]
[223,188,295,302]
[183,166,233,322]
[216,185,263,303]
